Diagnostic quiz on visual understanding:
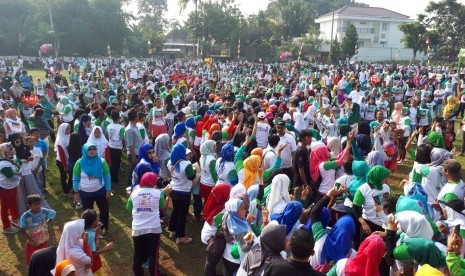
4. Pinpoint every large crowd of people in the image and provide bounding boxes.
[1,57,465,276]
